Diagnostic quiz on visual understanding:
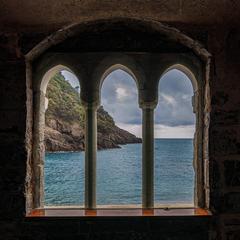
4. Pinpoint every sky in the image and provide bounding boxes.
[61,69,195,139]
